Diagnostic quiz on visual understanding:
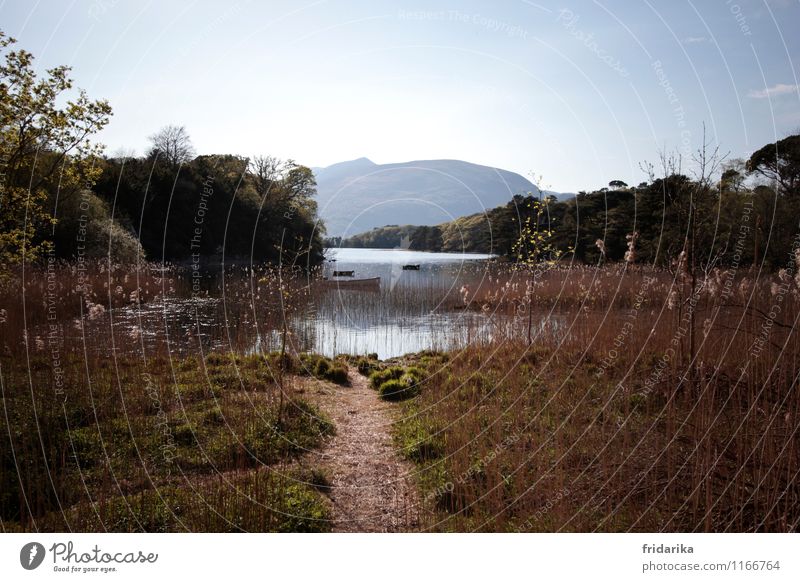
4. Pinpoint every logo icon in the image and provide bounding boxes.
[20,542,46,570]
